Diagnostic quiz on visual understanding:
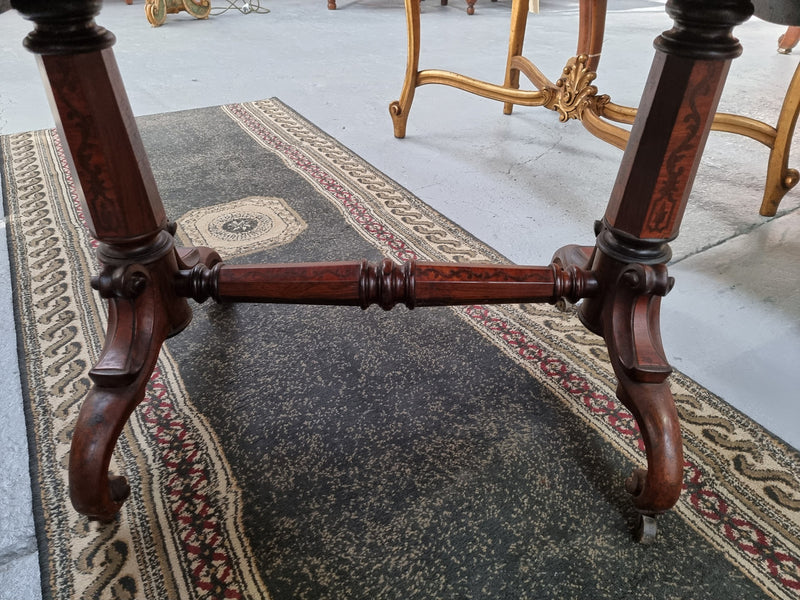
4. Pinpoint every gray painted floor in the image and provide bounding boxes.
[1,1,798,596]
